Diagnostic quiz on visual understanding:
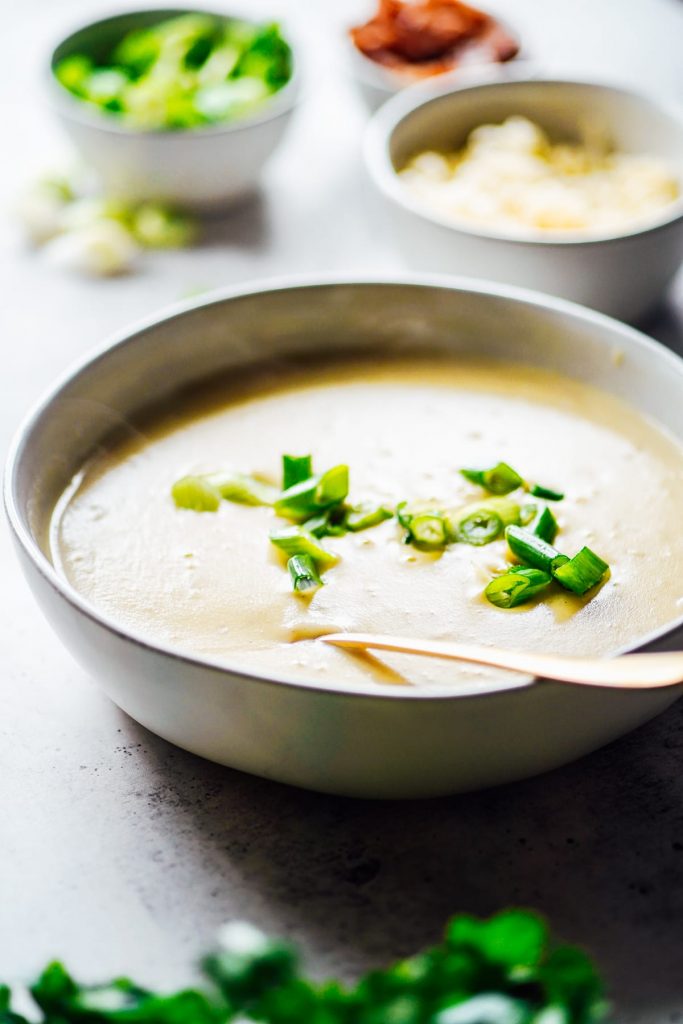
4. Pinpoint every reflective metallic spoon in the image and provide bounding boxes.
[322,634,683,689]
